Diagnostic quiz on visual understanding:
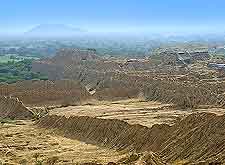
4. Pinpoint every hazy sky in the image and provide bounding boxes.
[0,0,225,34]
